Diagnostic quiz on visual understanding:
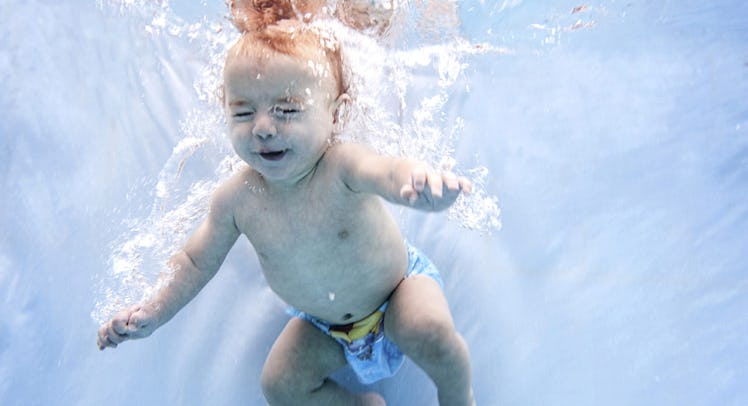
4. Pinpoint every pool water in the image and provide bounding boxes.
[1,0,747,405]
